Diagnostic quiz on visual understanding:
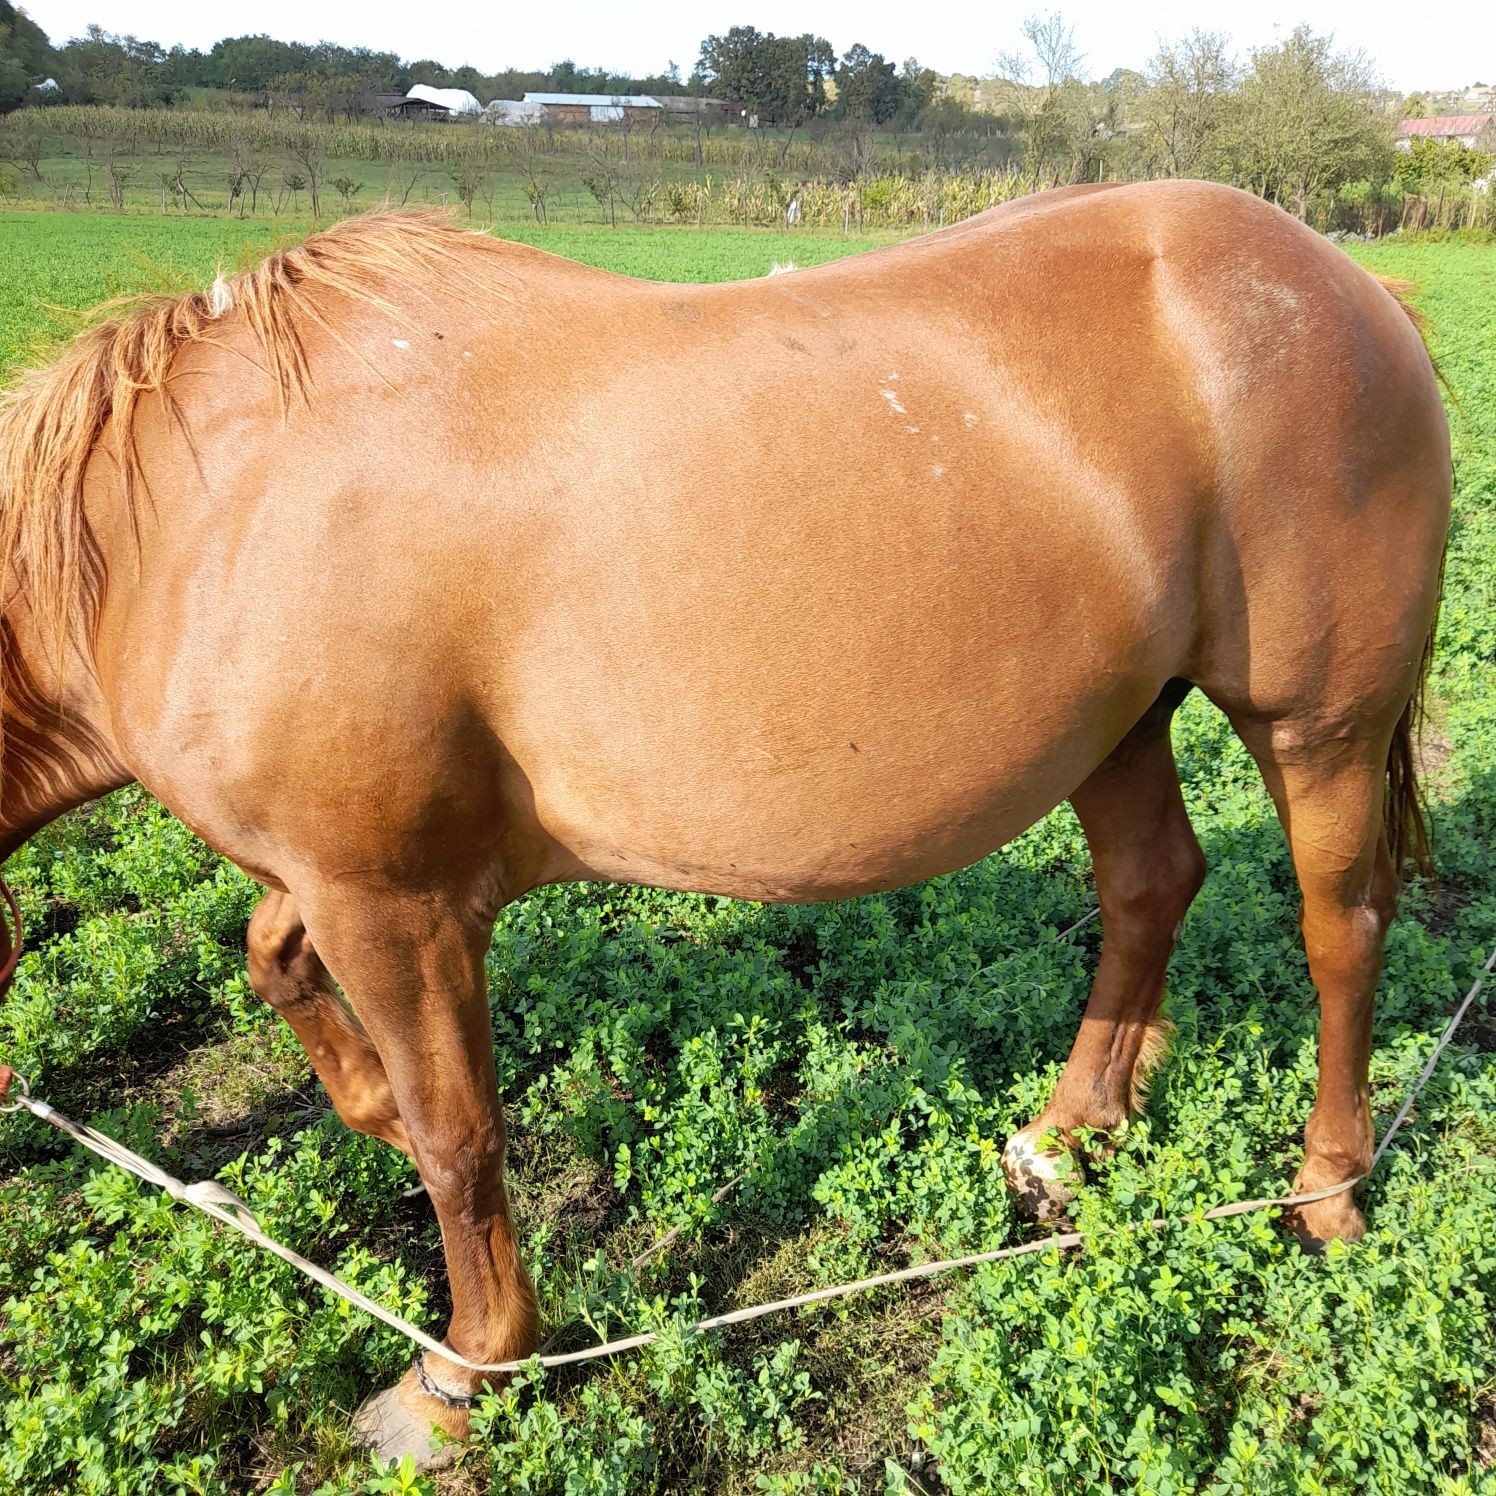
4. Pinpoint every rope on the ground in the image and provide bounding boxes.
[2,945,1490,1378]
